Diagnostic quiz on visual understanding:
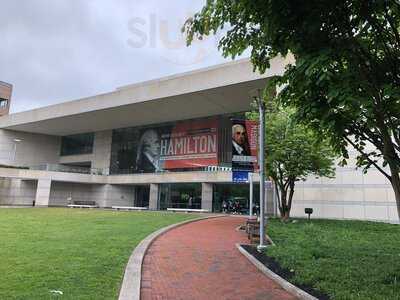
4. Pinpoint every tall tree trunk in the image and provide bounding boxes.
[282,210,290,221]
[275,184,284,216]
[380,126,400,220]
[287,179,295,213]
[388,162,400,219]
[281,180,295,221]
[375,109,400,220]
[280,188,289,222]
